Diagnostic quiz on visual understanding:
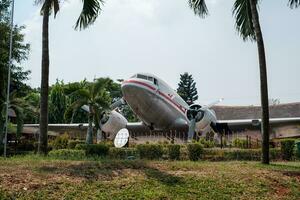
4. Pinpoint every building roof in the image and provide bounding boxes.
[212,102,300,120]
